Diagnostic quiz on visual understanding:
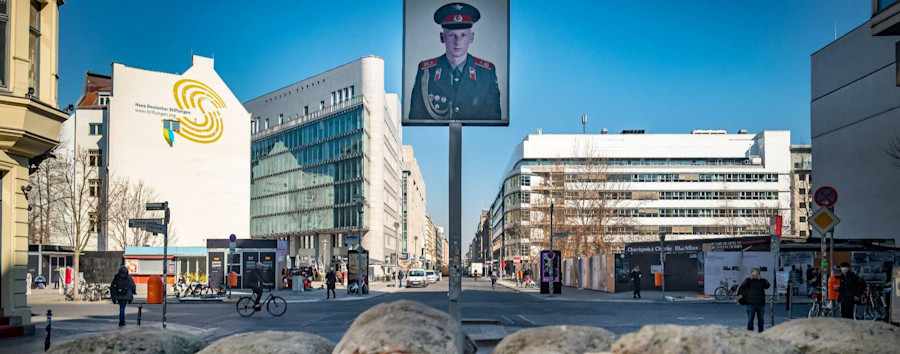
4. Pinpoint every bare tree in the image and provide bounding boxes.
[57,148,101,300]
[28,156,68,245]
[106,175,163,249]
